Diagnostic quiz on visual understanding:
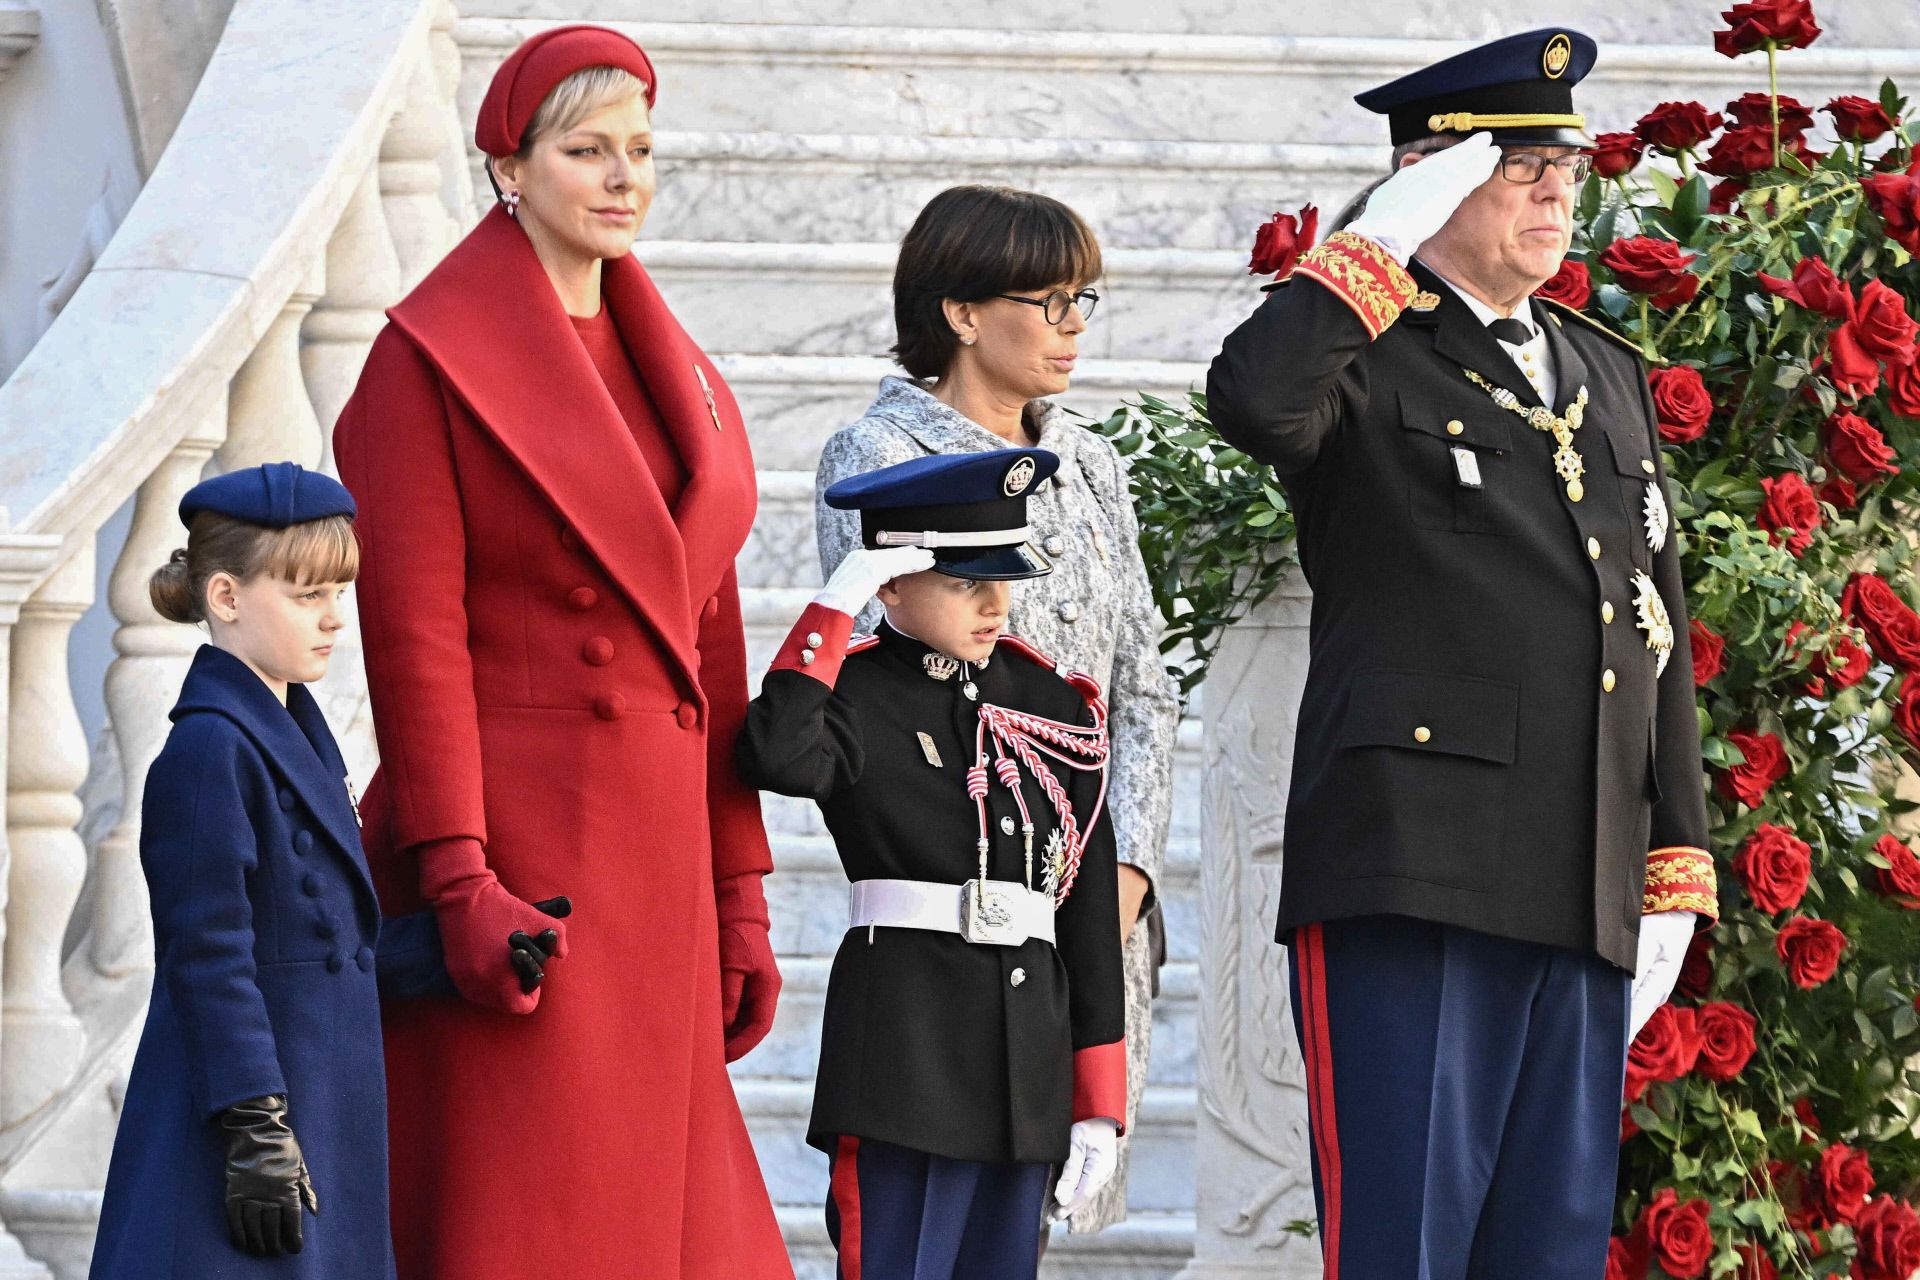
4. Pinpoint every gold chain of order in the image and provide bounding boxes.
[1460,370,1591,503]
